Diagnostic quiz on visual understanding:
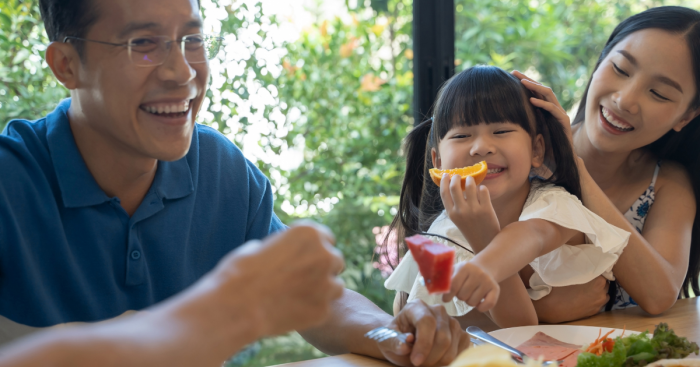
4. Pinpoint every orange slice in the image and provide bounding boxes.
[429,161,488,189]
